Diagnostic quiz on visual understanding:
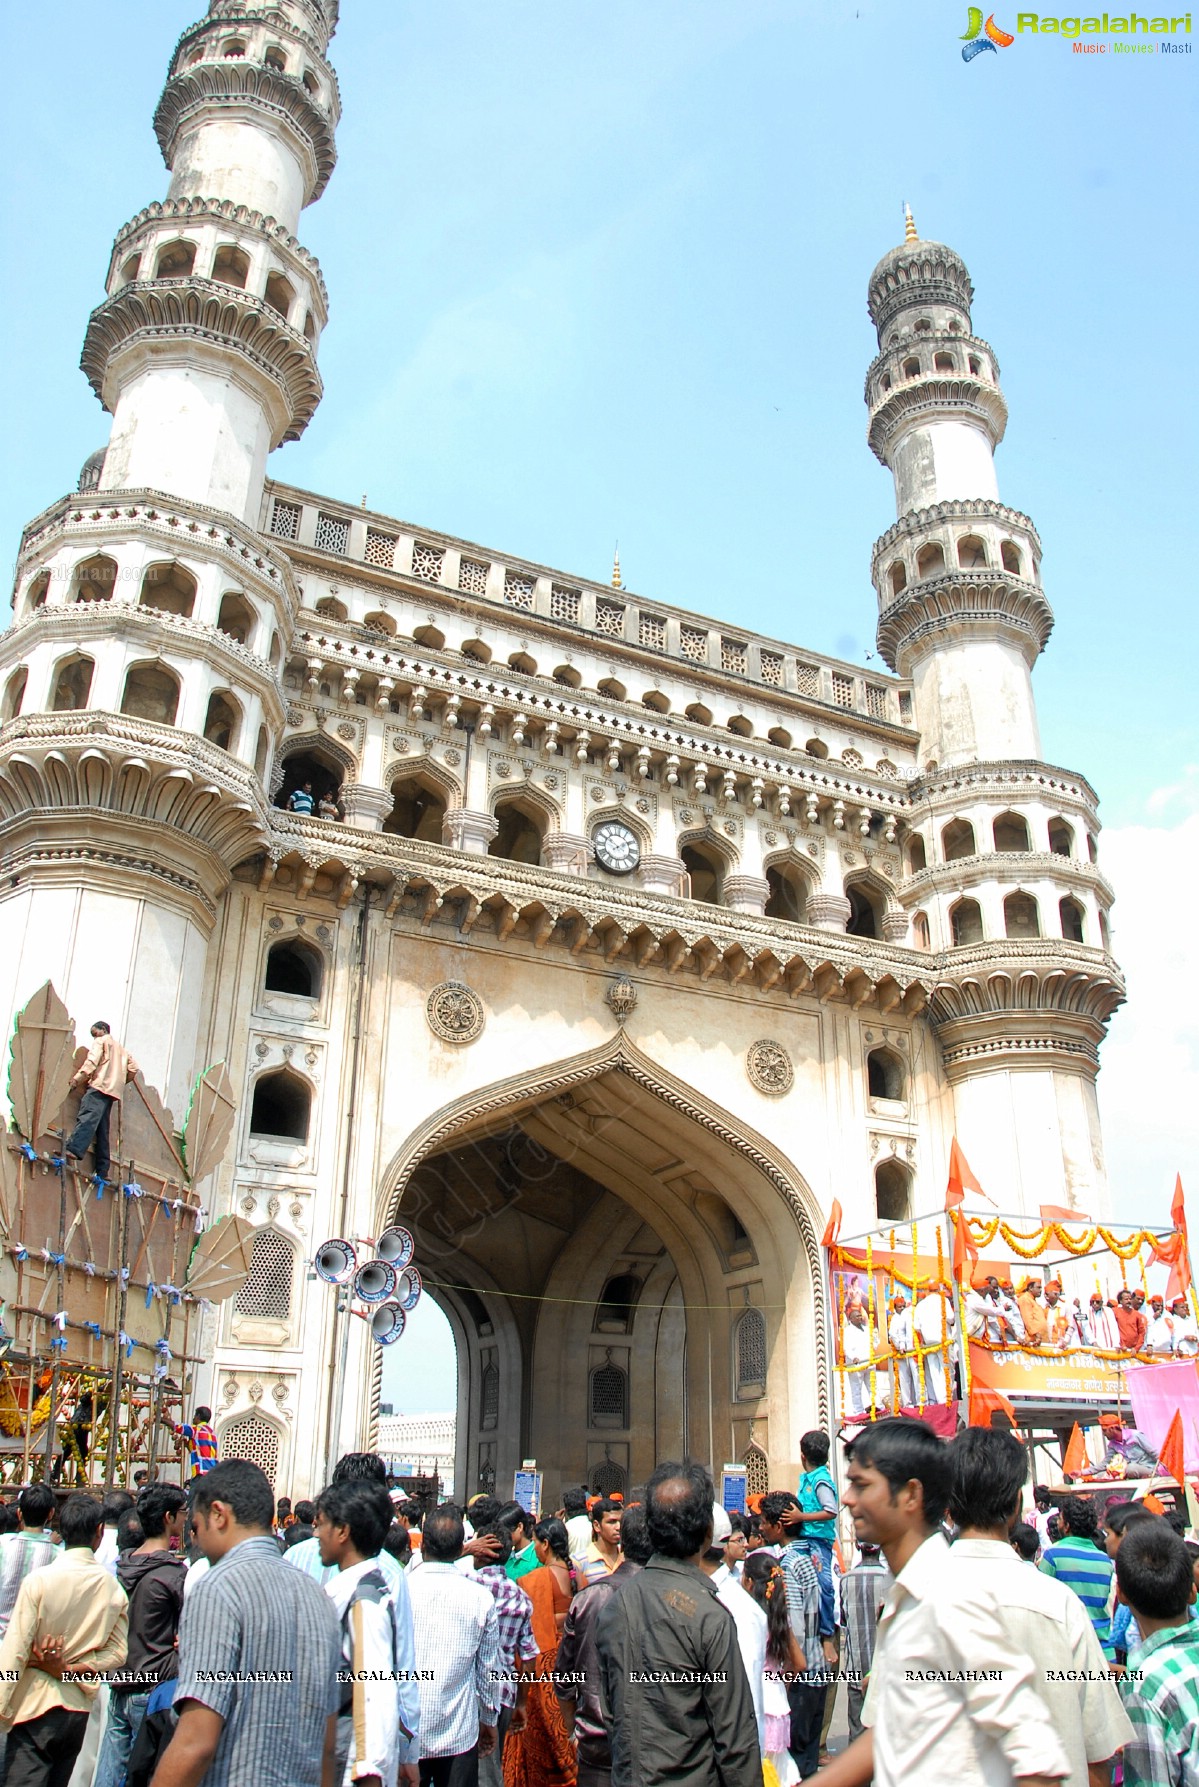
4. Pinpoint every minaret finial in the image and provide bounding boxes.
[611,545,623,591]
[903,202,918,244]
